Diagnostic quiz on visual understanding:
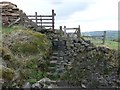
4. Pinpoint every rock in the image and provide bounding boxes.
[73,53,77,56]
[86,46,95,51]
[50,56,58,60]
[74,43,80,47]
[70,44,74,48]
[59,57,64,60]
[0,79,4,84]
[84,40,91,44]
[38,78,51,85]
[50,60,57,64]
[81,83,86,88]
[1,1,21,26]
[52,52,58,56]
[84,43,90,48]
[73,47,77,50]
[32,82,43,89]
[22,82,31,88]
[48,84,58,88]
[66,46,71,50]
[59,51,65,56]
